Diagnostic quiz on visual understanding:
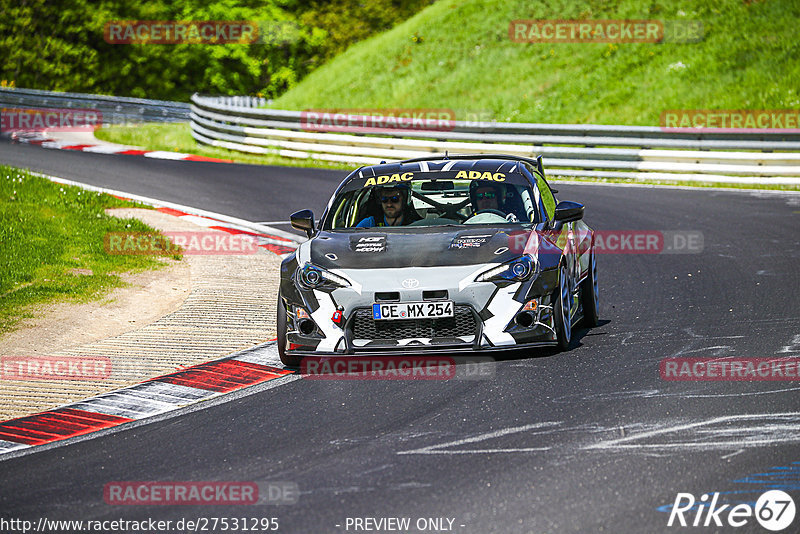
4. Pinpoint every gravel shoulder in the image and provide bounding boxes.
[0,208,282,420]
